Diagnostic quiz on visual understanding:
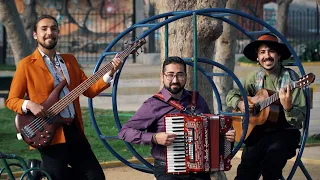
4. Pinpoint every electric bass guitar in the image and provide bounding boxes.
[232,73,315,142]
[15,38,146,148]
